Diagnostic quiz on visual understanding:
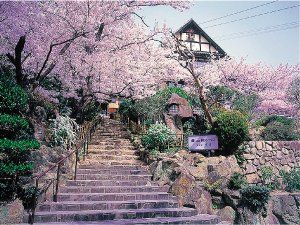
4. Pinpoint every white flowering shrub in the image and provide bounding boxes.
[50,115,79,148]
[141,123,176,152]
